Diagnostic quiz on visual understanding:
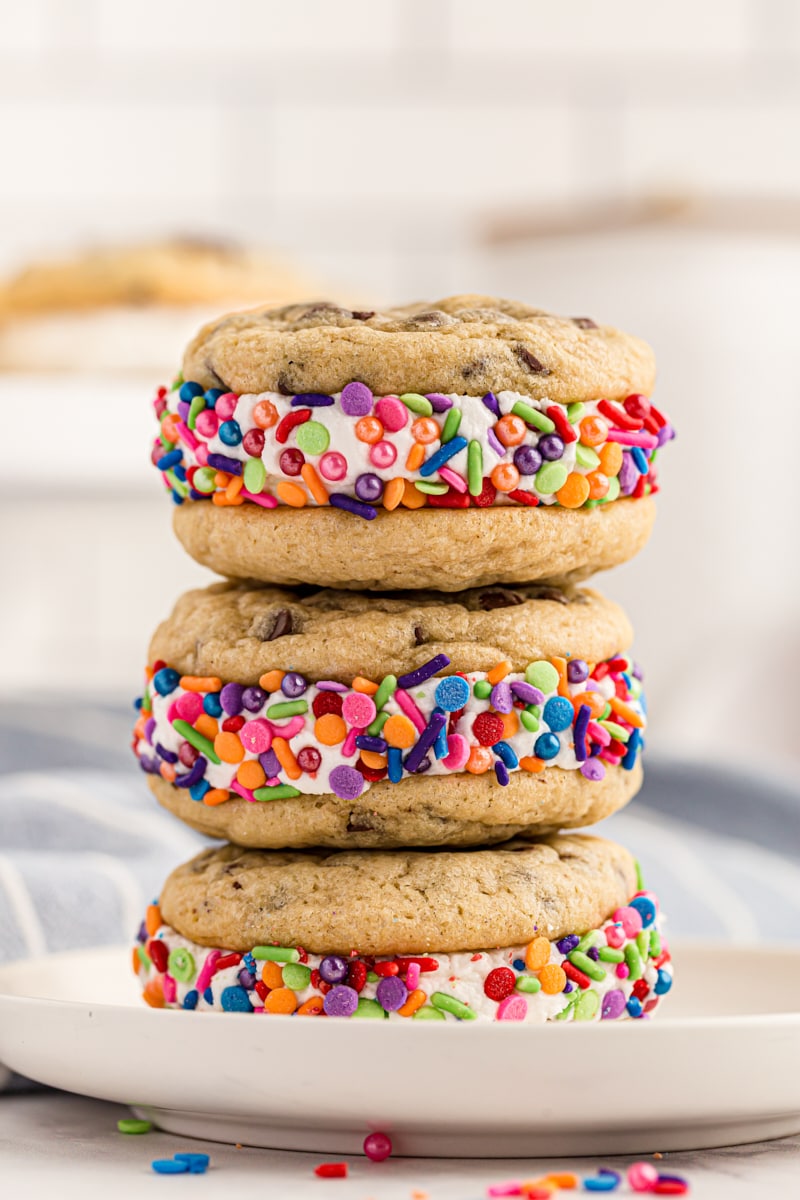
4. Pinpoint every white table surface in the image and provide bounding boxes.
[2,1091,798,1198]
